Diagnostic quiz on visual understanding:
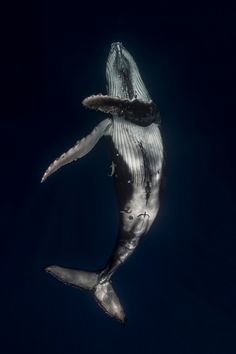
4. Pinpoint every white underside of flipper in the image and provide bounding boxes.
[41,118,112,182]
